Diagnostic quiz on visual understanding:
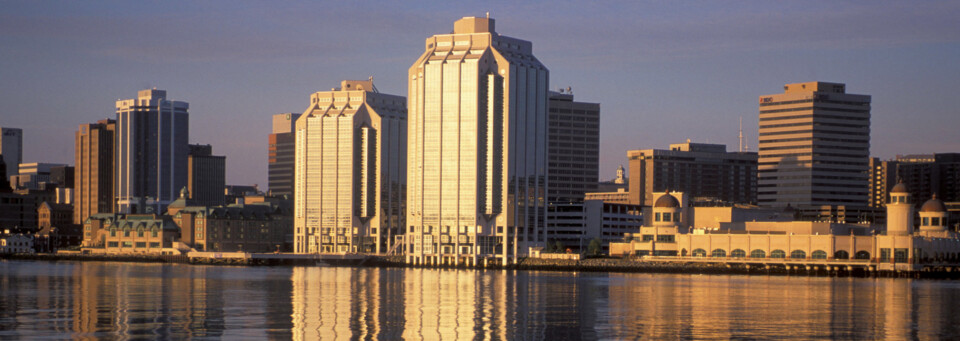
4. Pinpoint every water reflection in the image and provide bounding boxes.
[3,260,960,339]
